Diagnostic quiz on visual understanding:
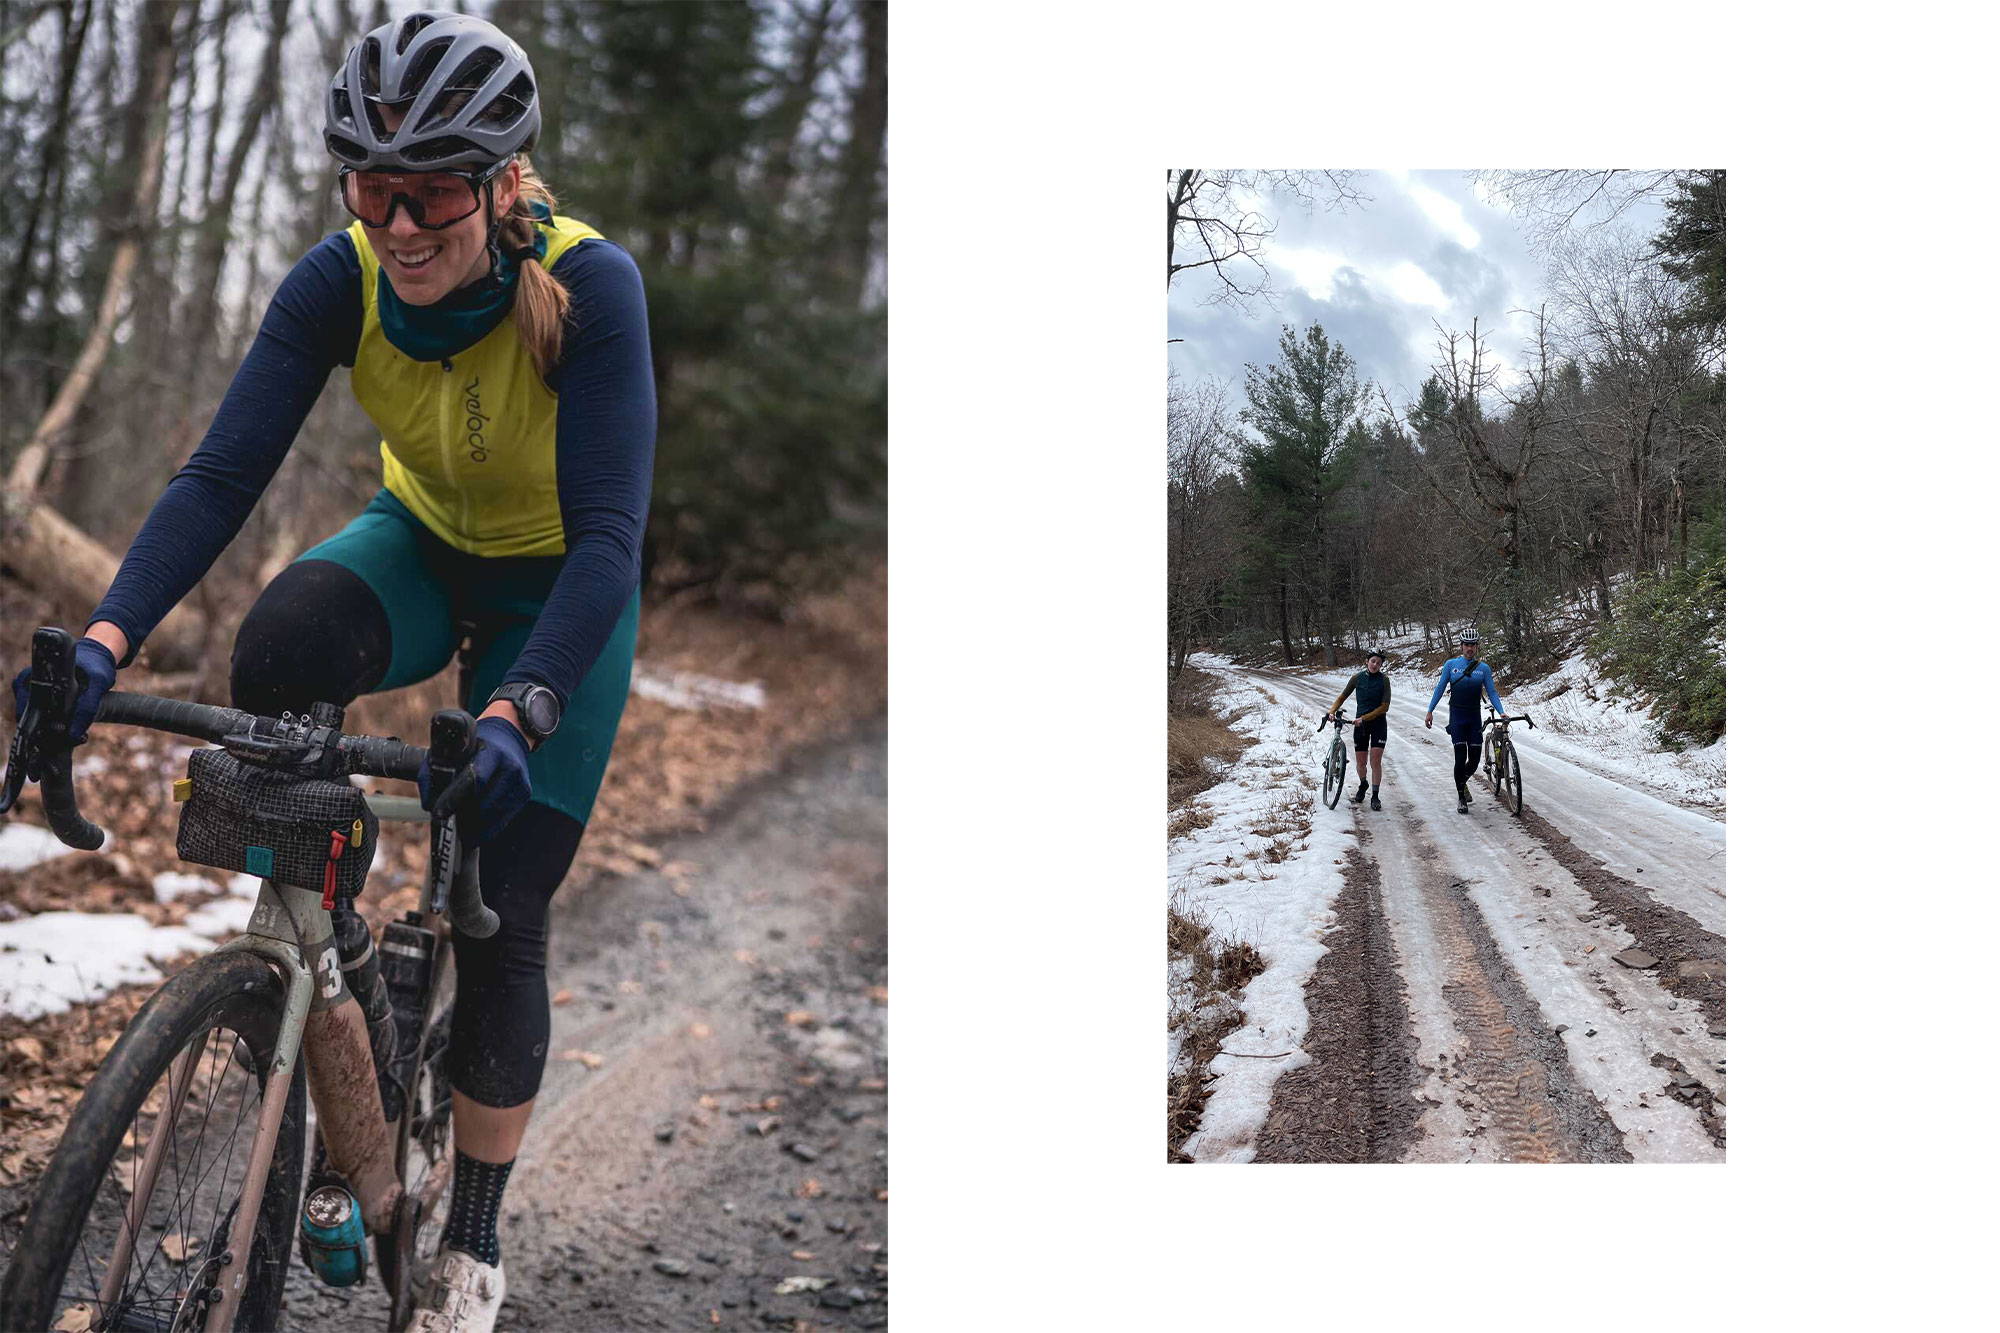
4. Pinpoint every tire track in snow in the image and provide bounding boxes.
[1225,662,1724,1162]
